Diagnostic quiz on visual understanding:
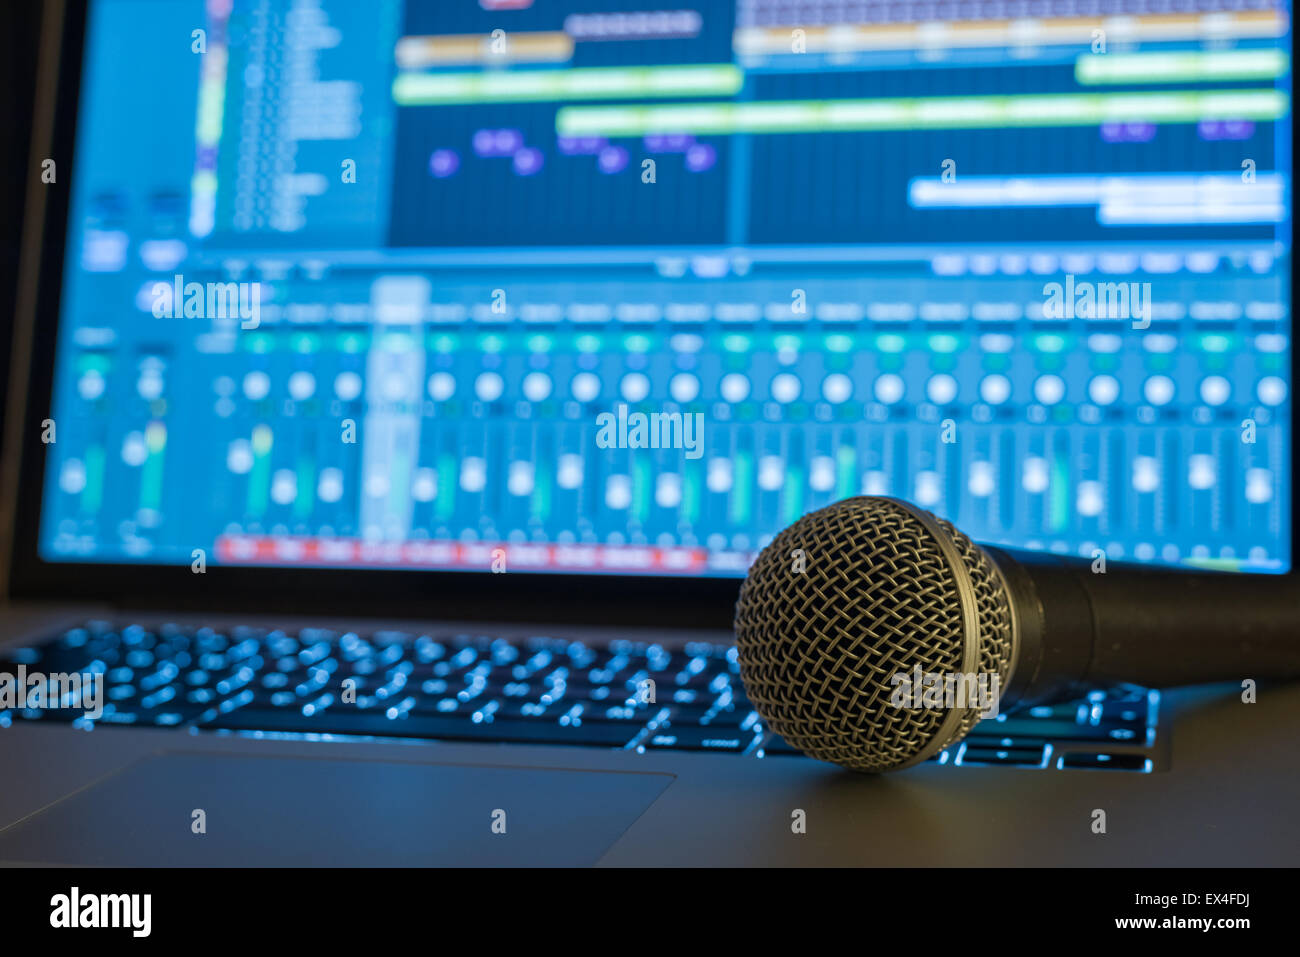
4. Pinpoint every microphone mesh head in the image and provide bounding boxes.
[734,497,1015,772]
